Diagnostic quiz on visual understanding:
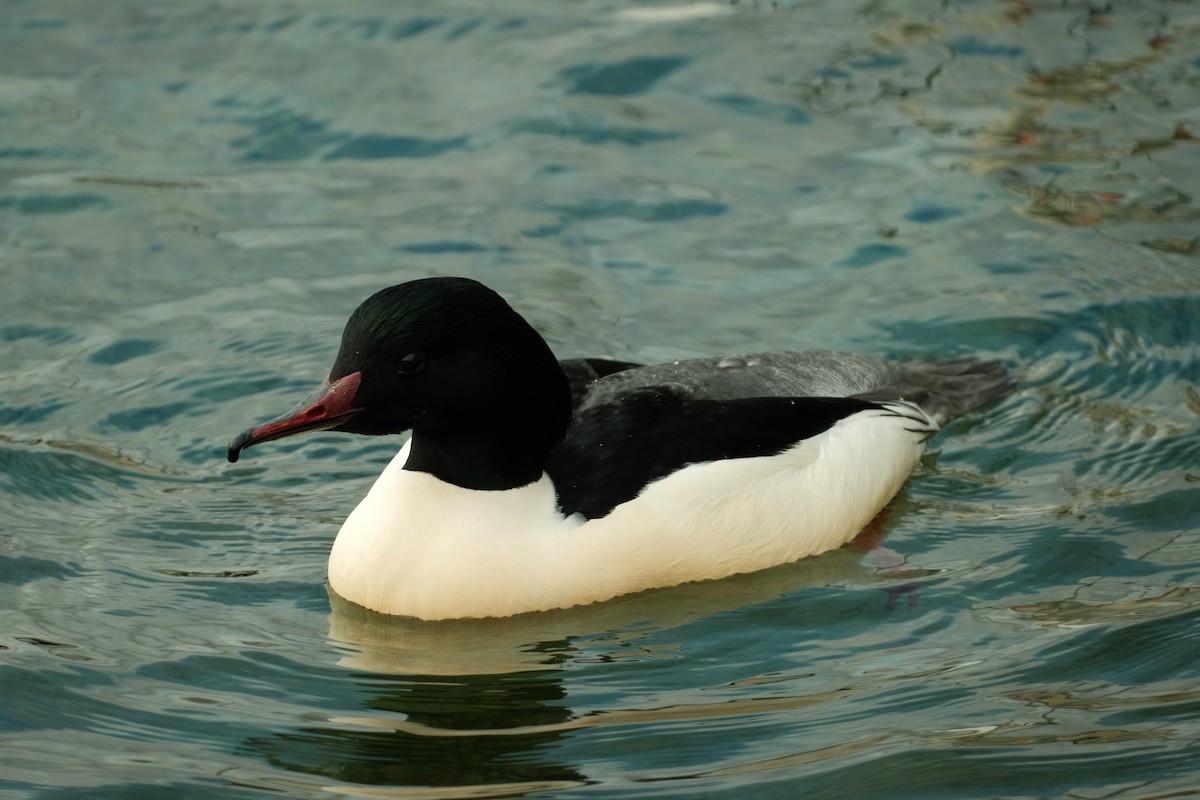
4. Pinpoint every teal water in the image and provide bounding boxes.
[3,1,1199,797]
